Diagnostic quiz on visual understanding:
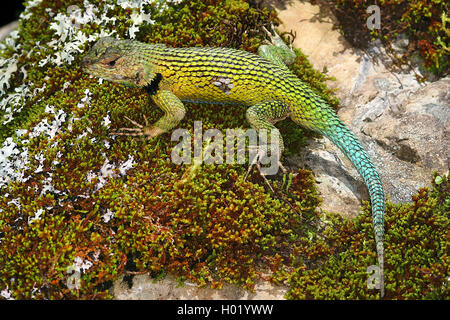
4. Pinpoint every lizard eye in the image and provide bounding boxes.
[104,58,119,67]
